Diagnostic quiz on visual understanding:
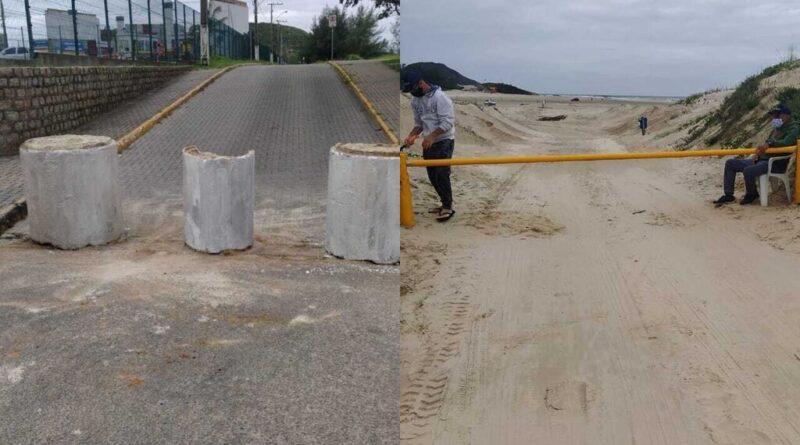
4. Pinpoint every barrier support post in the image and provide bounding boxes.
[400,152,415,228]
[794,139,800,204]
